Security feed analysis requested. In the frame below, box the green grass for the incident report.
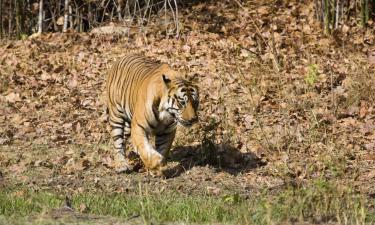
[0,179,372,224]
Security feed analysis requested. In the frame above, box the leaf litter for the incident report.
[0,0,374,216]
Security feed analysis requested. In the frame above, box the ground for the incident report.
[0,0,375,224]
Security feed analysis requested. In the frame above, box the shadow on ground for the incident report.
[163,140,267,178]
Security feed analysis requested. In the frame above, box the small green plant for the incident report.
[20,33,29,40]
[304,64,319,86]
[222,193,242,204]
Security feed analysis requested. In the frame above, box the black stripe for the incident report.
[110,120,123,127]
[152,98,160,120]
[116,107,125,114]
[165,124,177,132]
[123,116,131,124]
[152,107,159,122]
[157,131,174,139]
[113,135,123,141]
[156,138,169,147]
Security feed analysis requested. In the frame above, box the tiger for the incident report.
[106,54,199,175]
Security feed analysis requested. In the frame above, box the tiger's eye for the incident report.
[179,100,186,106]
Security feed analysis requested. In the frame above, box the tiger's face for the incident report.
[163,76,199,127]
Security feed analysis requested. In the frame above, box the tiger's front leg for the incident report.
[155,129,176,160]
[131,123,165,175]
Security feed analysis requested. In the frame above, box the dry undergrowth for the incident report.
[0,0,374,224]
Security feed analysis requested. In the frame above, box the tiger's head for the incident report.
[162,74,199,127]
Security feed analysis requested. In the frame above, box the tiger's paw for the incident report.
[114,154,134,174]
[147,167,166,178]
[115,164,134,174]
[143,152,165,170]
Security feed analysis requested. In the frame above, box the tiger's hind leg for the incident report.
[108,107,134,173]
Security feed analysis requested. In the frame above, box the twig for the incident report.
[164,0,167,34]
[173,0,179,37]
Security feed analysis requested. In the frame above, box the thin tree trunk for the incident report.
[315,0,321,21]
[321,0,325,23]
[69,5,73,29]
[0,0,3,38]
[9,0,13,36]
[110,7,114,22]
[117,0,122,21]
[78,8,82,32]
[170,0,179,37]
[51,7,58,31]
[25,0,31,34]
[63,0,69,32]
[323,0,330,34]
[15,0,21,39]
[360,0,369,26]
[88,2,91,30]
[335,0,340,29]
[20,0,24,34]
[38,0,43,34]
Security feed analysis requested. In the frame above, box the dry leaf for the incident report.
[4,93,21,103]
[368,51,375,64]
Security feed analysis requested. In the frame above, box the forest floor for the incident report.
[1,0,375,224]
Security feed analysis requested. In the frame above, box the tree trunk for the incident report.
[25,0,31,34]
[117,0,122,21]
[15,0,21,39]
[361,0,369,26]
[63,0,69,32]
[8,0,12,36]
[69,5,73,29]
[38,0,43,34]
[335,0,340,29]
[78,8,82,32]
[323,0,330,34]
[0,0,3,38]
[87,2,91,30]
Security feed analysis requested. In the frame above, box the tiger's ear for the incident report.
[162,74,171,87]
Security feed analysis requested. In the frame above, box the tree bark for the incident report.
[335,0,340,29]
[15,0,21,39]
[0,0,3,38]
[69,5,73,29]
[63,0,69,32]
[78,8,82,32]
[8,0,12,36]
[88,2,91,30]
[38,0,43,34]
[323,0,330,34]
[117,0,123,21]
[361,0,369,26]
